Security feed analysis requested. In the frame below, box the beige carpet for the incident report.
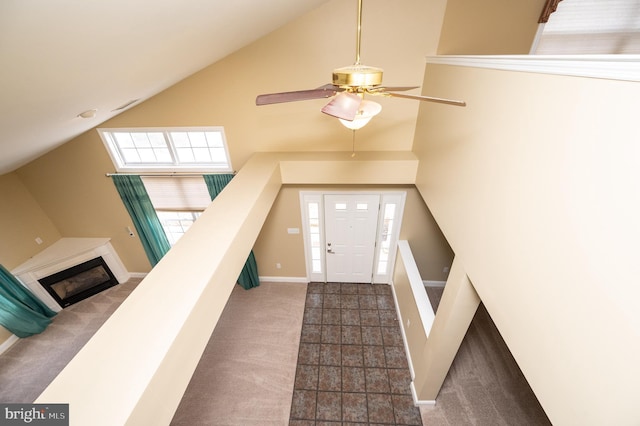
[171,281,307,425]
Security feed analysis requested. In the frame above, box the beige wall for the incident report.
[0,172,61,270]
[16,132,151,273]
[414,63,640,425]
[438,0,545,54]
[0,173,61,344]
[254,185,453,281]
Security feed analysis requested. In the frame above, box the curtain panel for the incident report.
[203,174,260,290]
[111,175,171,266]
[0,265,57,338]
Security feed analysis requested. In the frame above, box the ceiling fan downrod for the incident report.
[355,0,363,65]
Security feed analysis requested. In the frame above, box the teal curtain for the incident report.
[0,265,57,338]
[204,174,260,290]
[112,175,171,266]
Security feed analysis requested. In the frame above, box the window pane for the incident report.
[131,133,151,147]
[138,148,157,162]
[311,247,321,259]
[209,147,227,163]
[335,203,347,210]
[171,132,189,147]
[206,132,223,147]
[148,132,166,147]
[156,211,201,245]
[308,203,319,219]
[356,203,368,210]
[193,147,211,162]
[176,147,195,162]
[155,148,172,163]
[114,132,134,147]
[121,148,141,163]
[189,132,207,147]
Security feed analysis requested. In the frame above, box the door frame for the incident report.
[299,190,406,283]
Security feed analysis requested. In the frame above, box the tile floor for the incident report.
[289,282,422,425]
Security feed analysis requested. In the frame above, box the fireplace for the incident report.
[38,257,119,308]
[12,238,131,312]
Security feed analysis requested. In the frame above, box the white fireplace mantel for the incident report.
[12,238,130,312]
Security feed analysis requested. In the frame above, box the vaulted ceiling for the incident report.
[0,0,330,174]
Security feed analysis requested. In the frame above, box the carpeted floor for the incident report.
[0,277,142,403]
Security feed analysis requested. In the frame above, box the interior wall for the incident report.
[253,185,453,281]
[0,173,61,344]
[0,173,61,270]
[437,0,546,54]
[15,132,151,273]
[413,62,640,425]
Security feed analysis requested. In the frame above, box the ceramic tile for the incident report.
[298,343,320,365]
[318,365,341,391]
[295,364,318,390]
[341,345,363,367]
[365,367,390,393]
[319,344,341,366]
[358,295,377,309]
[367,393,395,423]
[363,346,386,368]
[300,324,321,343]
[341,325,362,345]
[291,389,317,420]
[359,309,380,326]
[361,326,383,346]
[381,326,403,347]
[341,294,359,309]
[342,392,368,423]
[316,391,341,421]
[393,394,423,425]
[342,367,366,393]
[322,308,341,325]
[341,309,360,326]
[321,325,341,344]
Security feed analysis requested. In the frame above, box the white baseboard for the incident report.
[410,382,436,406]
[0,334,20,356]
[128,272,148,279]
[258,276,308,284]
[423,280,446,288]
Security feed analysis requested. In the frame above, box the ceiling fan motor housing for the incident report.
[332,64,383,88]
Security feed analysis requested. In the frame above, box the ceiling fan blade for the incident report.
[256,86,338,106]
[384,91,466,107]
[321,92,363,121]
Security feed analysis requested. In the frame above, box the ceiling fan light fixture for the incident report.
[339,99,382,130]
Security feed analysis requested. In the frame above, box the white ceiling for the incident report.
[0,0,329,175]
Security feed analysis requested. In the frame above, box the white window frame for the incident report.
[98,126,232,173]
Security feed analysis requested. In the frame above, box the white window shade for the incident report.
[141,177,211,211]
[535,0,640,54]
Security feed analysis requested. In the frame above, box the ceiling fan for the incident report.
[255,0,466,129]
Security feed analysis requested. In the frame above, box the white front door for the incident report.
[324,194,380,283]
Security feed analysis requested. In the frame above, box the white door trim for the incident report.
[300,190,406,283]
